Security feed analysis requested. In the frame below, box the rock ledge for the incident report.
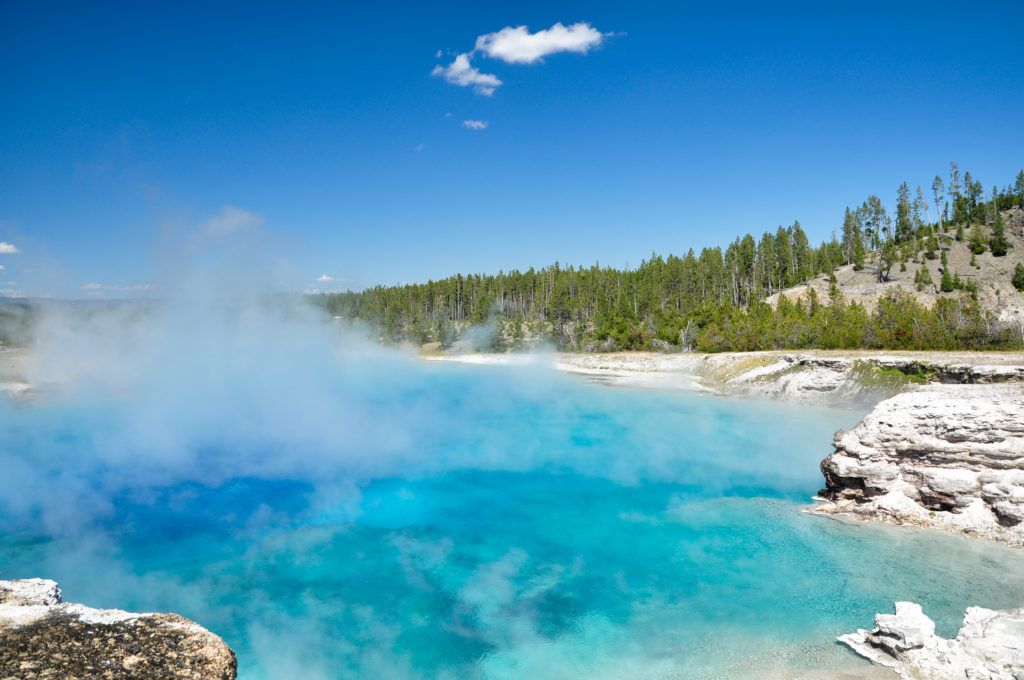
[841,601,1024,680]
[0,578,236,679]
[816,383,1024,547]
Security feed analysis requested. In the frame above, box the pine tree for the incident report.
[1013,263,1024,292]
[895,182,912,242]
[940,268,954,292]
[990,212,1009,256]
[968,223,987,255]
[932,176,945,231]
[914,265,933,291]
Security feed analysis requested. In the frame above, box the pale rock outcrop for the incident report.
[817,384,1024,546]
[545,351,1024,406]
[0,578,236,679]
[841,601,1024,680]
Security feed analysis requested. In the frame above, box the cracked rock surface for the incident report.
[817,384,1024,546]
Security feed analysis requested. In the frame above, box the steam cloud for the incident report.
[0,214,870,678]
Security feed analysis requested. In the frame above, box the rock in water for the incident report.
[817,383,1024,546]
[840,601,1024,680]
[0,578,236,679]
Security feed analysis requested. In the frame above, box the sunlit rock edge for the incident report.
[0,578,236,679]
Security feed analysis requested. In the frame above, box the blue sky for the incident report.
[2,1,1023,298]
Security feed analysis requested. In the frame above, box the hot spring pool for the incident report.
[2,355,1023,679]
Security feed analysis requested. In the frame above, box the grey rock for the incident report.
[0,578,236,679]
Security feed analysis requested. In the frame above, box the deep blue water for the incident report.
[2,355,1023,679]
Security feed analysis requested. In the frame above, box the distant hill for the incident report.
[767,205,1024,327]
[316,166,1024,353]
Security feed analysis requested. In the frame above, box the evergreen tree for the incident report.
[878,241,898,282]
[968,223,988,255]
[895,182,912,242]
[931,176,945,231]
[990,212,1009,256]
[914,265,933,291]
[1013,263,1024,292]
[842,207,866,269]
[940,268,954,293]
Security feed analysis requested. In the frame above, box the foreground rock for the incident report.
[0,578,236,679]
[840,601,1024,680]
[816,383,1024,546]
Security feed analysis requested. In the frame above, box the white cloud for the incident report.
[463,120,489,130]
[431,53,502,96]
[0,264,4,270]
[316,275,335,282]
[0,242,19,254]
[476,22,605,64]
[444,112,452,117]
[414,143,425,152]
[82,283,103,290]
[435,49,442,59]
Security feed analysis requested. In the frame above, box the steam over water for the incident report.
[3,303,1024,679]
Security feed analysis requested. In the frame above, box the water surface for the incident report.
[2,356,1022,679]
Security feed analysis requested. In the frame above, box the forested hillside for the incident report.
[314,165,1024,353]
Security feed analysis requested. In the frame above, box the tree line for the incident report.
[313,165,1024,352]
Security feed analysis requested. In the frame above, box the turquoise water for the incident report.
[2,354,1024,679]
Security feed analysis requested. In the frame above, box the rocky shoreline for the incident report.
[0,579,236,679]
[553,350,1024,405]
[840,602,1024,680]
[812,380,1024,678]
[815,383,1024,547]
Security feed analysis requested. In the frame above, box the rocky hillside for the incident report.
[769,206,1024,325]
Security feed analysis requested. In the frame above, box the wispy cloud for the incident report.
[463,120,489,130]
[204,205,265,237]
[431,53,502,96]
[414,143,425,152]
[81,283,154,292]
[186,205,267,251]
[0,242,20,254]
[476,22,605,64]
[432,22,607,96]
[316,275,337,282]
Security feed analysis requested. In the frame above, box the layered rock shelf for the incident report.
[0,578,236,679]
[816,383,1024,546]
[841,601,1024,680]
